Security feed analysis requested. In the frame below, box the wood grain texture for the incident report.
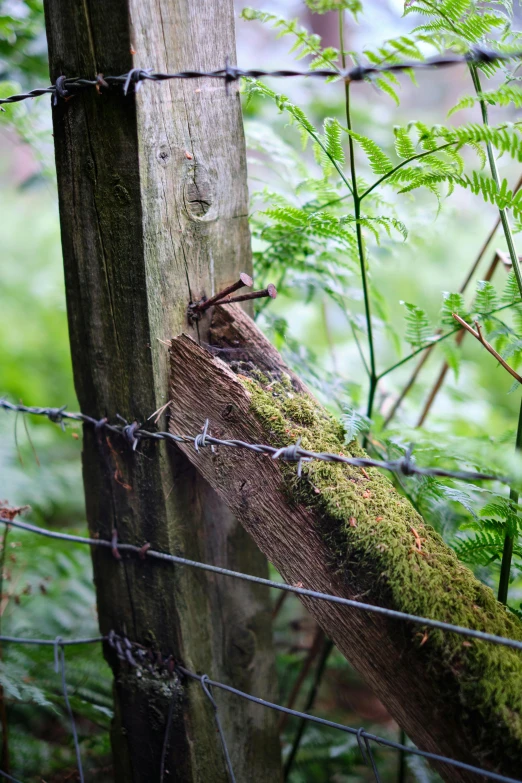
[169,306,522,782]
[43,1,279,780]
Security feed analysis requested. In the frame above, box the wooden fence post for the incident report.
[43,1,281,780]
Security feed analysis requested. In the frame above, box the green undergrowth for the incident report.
[239,370,522,766]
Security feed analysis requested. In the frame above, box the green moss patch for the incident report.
[239,371,522,766]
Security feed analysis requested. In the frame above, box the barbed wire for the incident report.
[1,47,522,107]
[0,630,521,783]
[0,399,508,484]
[2,513,522,653]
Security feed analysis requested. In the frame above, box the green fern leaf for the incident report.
[394,127,417,159]
[502,270,522,304]
[448,95,476,117]
[453,530,504,565]
[347,130,394,176]
[440,291,468,327]
[323,118,345,165]
[473,280,499,316]
[340,405,372,443]
[402,302,435,347]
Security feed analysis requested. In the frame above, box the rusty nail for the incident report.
[139,542,151,559]
[219,283,277,305]
[191,272,253,313]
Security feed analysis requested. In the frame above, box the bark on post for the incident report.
[43,2,280,780]
[168,304,522,783]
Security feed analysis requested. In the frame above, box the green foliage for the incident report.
[440,291,468,326]
[340,405,371,442]
[401,302,436,347]
[473,280,499,317]
[304,0,362,16]
[0,0,47,82]
[346,129,393,176]
[241,8,340,73]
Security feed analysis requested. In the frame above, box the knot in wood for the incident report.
[184,162,213,218]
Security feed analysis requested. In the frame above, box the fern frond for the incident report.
[394,127,417,159]
[355,216,408,242]
[323,118,345,165]
[448,95,476,117]
[346,130,393,176]
[453,530,504,565]
[502,270,522,305]
[450,86,522,117]
[340,405,372,442]
[473,280,499,316]
[241,9,340,73]
[440,291,468,326]
[402,302,435,347]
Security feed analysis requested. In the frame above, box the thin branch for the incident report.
[278,627,325,734]
[452,314,522,384]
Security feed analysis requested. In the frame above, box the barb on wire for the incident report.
[2,514,522,653]
[0,399,508,484]
[2,47,522,106]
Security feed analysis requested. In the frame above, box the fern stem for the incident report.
[498,398,522,605]
[340,13,377,416]
[469,62,522,605]
[469,64,522,298]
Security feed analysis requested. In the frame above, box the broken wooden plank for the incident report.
[169,304,522,783]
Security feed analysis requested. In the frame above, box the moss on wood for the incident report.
[241,371,522,765]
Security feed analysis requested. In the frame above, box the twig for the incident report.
[416,247,511,427]
[278,627,325,734]
[451,314,522,385]
[283,637,333,779]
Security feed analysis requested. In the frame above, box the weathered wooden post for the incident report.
[43,1,281,780]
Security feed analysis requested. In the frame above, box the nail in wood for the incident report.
[219,284,277,304]
[192,272,253,312]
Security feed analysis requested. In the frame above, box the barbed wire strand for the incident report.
[54,640,84,783]
[2,514,522,653]
[0,400,508,485]
[0,770,24,783]
[0,631,519,783]
[1,47,522,106]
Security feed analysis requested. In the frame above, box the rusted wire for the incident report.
[1,47,522,106]
[0,400,508,484]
